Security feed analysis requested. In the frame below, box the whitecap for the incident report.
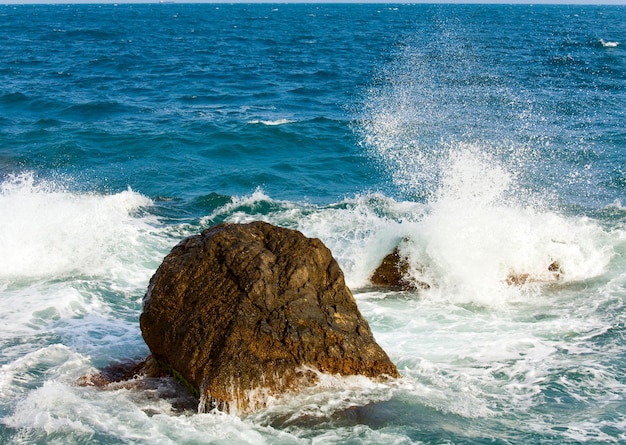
[600,39,620,48]
[0,172,167,282]
[248,119,295,126]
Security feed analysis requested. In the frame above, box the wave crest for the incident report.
[0,172,161,282]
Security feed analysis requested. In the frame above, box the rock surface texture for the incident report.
[140,221,399,414]
[370,245,430,291]
[370,247,413,289]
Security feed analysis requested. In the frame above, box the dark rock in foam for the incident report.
[370,242,430,291]
[140,221,399,414]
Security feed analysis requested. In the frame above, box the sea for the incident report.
[1,3,625,444]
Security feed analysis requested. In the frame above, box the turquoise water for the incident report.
[1,4,625,444]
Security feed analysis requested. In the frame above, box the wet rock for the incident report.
[548,260,562,278]
[505,273,531,286]
[77,357,199,413]
[370,246,430,291]
[77,356,167,388]
[140,221,399,414]
[505,260,563,286]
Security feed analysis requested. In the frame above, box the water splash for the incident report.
[418,146,612,304]
[354,30,614,304]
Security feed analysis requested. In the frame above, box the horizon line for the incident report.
[3,0,626,5]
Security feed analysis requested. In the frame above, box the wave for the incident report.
[600,38,620,48]
[248,118,295,126]
[199,185,616,306]
[0,172,168,284]
[0,172,176,360]
[1,179,621,441]
[0,165,618,308]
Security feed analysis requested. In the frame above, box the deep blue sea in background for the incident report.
[1,3,626,444]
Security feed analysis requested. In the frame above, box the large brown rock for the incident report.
[140,221,398,414]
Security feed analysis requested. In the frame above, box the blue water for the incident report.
[1,4,625,444]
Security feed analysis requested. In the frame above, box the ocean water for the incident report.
[1,3,625,444]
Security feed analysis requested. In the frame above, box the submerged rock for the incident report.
[140,221,399,414]
[77,360,157,388]
[77,357,199,413]
[505,260,563,286]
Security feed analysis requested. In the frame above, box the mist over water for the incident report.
[359,24,532,204]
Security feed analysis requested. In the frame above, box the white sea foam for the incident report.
[0,344,88,401]
[1,184,623,443]
[0,172,166,282]
[0,283,101,340]
[247,369,397,428]
[3,379,270,444]
[248,119,295,126]
[411,145,614,305]
[347,31,619,305]
[356,282,626,432]
[0,172,174,366]
[2,361,297,444]
[208,180,615,306]
[600,38,620,48]
[202,186,278,223]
